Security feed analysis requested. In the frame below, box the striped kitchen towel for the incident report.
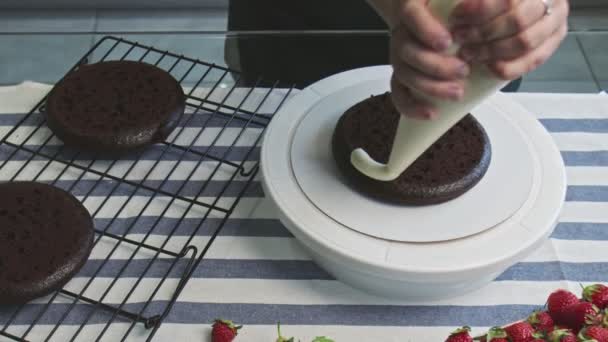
[0,82,607,342]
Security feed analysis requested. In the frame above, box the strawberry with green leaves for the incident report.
[584,284,608,310]
[477,326,509,341]
[561,301,601,332]
[211,319,242,342]
[528,310,555,334]
[579,326,608,342]
[504,321,538,342]
[548,328,577,342]
[445,326,473,342]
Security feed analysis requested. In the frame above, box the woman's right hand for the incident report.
[389,0,470,120]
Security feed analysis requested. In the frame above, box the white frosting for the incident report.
[351,0,509,181]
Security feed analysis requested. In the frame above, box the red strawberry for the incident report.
[211,319,242,342]
[445,326,473,342]
[583,284,608,309]
[548,329,577,342]
[562,301,600,332]
[579,326,608,342]
[548,289,580,324]
[504,321,535,342]
[528,310,555,333]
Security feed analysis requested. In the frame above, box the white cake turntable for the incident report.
[260,66,566,300]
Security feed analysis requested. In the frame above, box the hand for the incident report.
[389,0,470,120]
[451,0,569,80]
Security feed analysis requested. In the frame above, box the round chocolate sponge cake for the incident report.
[332,92,491,205]
[0,182,94,304]
[45,60,186,155]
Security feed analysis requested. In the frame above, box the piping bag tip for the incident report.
[350,148,402,181]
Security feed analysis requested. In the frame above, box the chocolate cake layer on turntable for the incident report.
[45,60,186,156]
[0,182,94,305]
[332,92,491,205]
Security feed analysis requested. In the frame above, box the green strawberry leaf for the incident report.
[578,327,601,342]
[311,337,334,342]
[276,322,295,342]
[276,336,295,342]
[486,326,508,340]
[527,311,541,324]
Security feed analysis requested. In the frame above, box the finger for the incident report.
[453,0,547,44]
[390,76,438,120]
[391,29,470,80]
[451,0,515,25]
[488,23,567,80]
[397,0,453,51]
[459,0,568,62]
[393,59,466,101]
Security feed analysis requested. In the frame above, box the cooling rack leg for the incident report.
[58,290,161,330]
[143,246,198,341]
[239,164,259,177]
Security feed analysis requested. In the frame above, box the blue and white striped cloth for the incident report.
[1,82,607,342]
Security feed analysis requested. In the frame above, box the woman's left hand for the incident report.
[449,0,569,80]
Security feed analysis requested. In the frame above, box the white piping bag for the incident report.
[351,0,509,181]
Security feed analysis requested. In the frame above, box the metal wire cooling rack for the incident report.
[0,36,293,342]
